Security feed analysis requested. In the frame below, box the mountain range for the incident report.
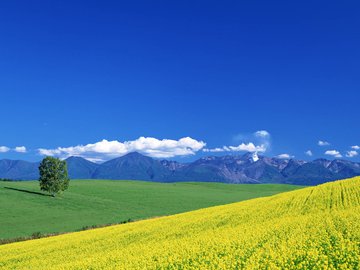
[1,152,360,185]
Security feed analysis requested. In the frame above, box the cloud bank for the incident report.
[38,137,206,161]
[203,142,267,153]
[203,130,270,154]
[325,150,342,158]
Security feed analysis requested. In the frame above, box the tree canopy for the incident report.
[39,157,70,197]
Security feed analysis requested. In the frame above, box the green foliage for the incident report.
[0,180,302,240]
[0,178,14,182]
[38,157,70,196]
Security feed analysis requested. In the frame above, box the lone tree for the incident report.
[39,157,70,197]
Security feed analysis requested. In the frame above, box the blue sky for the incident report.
[0,1,359,162]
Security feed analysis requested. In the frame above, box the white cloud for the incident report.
[346,150,358,158]
[276,153,294,159]
[254,130,270,138]
[38,137,206,161]
[203,142,267,153]
[14,146,27,153]
[351,145,360,150]
[203,148,226,153]
[229,143,266,152]
[325,150,342,158]
[318,140,330,146]
[305,150,313,156]
[204,130,271,154]
[0,146,10,153]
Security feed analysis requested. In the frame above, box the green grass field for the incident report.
[0,180,302,240]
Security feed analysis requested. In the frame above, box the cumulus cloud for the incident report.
[276,153,294,159]
[203,142,267,153]
[305,150,313,156]
[254,130,270,138]
[14,146,27,153]
[38,137,206,161]
[229,143,266,152]
[318,140,330,146]
[0,146,10,153]
[346,150,358,158]
[325,150,342,158]
[351,145,360,150]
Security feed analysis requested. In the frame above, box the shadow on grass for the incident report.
[4,187,50,197]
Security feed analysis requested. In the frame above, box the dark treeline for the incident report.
[0,178,15,182]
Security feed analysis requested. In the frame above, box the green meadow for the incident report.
[0,180,303,240]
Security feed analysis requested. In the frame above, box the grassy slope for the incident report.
[1,177,359,269]
[0,180,301,239]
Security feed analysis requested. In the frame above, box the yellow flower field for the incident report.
[1,177,360,269]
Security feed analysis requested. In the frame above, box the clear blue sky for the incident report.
[1,1,359,162]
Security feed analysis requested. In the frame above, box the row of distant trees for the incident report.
[0,178,14,181]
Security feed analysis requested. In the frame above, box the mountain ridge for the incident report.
[1,152,360,185]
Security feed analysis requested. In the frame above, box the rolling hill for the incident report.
[1,152,360,185]
[1,177,359,269]
[0,180,301,240]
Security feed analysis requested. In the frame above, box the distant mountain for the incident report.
[170,153,264,183]
[92,152,170,181]
[0,159,39,180]
[281,159,360,185]
[66,156,99,179]
[1,152,360,185]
